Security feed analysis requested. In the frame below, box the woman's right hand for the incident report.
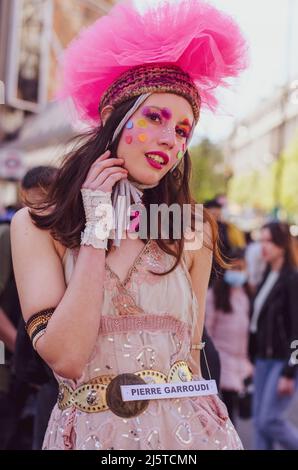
[82,150,128,193]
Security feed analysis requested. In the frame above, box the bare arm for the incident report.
[11,151,128,380]
[11,207,106,379]
[188,223,213,376]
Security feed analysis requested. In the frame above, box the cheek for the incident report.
[122,119,151,146]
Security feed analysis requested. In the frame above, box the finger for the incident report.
[91,158,124,173]
[85,158,124,185]
[96,150,111,162]
[89,167,127,189]
[100,172,128,192]
[91,155,124,169]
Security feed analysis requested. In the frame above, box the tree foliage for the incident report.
[189,139,227,203]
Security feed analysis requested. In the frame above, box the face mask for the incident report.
[224,270,247,287]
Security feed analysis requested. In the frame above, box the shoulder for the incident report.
[11,208,66,261]
[11,207,37,238]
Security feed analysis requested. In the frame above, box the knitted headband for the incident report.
[99,64,201,122]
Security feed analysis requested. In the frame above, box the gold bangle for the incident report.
[25,307,55,347]
[191,342,205,351]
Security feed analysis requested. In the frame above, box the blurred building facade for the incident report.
[0,0,116,206]
[223,80,298,220]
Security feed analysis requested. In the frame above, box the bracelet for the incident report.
[191,342,205,351]
[25,307,55,350]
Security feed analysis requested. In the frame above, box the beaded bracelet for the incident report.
[25,307,55,350]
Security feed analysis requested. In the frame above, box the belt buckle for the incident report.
[57,383,73,410]
[168,361,193,382]
[106,373,149,418]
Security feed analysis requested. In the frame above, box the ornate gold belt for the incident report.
[57,361,192,418]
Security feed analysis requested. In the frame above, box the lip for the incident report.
[144,151,169,170]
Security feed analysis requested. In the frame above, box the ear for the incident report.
[101,105,114,126]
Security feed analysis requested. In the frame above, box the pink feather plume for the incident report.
[58,0,248,123]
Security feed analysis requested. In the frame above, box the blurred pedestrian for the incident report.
[250,222,298,450]
[205,249,253,424]
[245,233,266,295]
[15,166,59,450]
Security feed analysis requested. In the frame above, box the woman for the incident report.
[205,250,253,424]
[250,222,298,450]
[11,0,247,450]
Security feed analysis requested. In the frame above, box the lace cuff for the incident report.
[81,188,114,250]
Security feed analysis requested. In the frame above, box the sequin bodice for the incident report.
[60,239,197,386]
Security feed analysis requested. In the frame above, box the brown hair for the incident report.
[29,96,225,275]
[213,249,250,313]
[262,221,298,269]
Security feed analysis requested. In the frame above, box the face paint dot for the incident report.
[136,119,147,128]
[125,120,133,129]
[138,133,147,142]
[125,135,133,144]
[177,150,184,160]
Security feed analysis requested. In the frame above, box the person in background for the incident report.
[250,222,298,450]
[245,232,266,295]
[205,199,231,285]
[205,249,253,424]
[214,194,246,250]
[15,166,59,450]
[0,220,31,450]
[0,166,59,450]
[20,166,58,207]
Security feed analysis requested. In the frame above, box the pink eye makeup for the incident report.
[161,108,172,120]
[142,106,172,122]
[142,106,162,123]
[176,118,191,139]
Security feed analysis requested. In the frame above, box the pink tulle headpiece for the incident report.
[59,0,248,124]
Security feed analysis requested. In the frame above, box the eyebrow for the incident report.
[143,105,193,127]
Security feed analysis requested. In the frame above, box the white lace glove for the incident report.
[80,188,114,249]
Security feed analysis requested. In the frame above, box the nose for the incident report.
[157,126,176,149]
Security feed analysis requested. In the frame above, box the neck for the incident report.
[270,256,284,272]
[129,179,159,190]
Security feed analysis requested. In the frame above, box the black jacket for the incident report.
[249,265,298,378]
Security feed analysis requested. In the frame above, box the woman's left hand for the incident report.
[277,377,295,396]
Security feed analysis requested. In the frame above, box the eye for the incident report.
[176,127,189,138]
[146,112,162,123]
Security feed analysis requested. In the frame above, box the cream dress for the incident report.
[43,239,243,450]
